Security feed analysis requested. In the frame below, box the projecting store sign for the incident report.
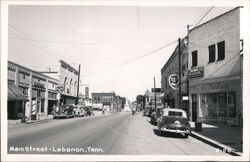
[188,66,204,78]
[168,74,179,90]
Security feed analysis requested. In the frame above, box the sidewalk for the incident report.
[190,122,242,156]
[8,110,112,127]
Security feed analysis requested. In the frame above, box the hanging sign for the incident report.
[168,74,179,90]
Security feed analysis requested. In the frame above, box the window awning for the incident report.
[8,83,28,101]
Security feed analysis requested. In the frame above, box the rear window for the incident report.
[168,111,183,117]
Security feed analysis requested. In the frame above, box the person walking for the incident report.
[102,108,105,115]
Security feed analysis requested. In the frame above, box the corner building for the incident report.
[188,7,242,125]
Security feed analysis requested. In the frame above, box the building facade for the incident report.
[161,37,189,112]
[188,7,242,125]
[8,61,59,121]
[41,60,79,105]
[144,88,162,110]
[92,92,117,110]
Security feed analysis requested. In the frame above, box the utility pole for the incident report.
[154,77,157,111]
[76,64,81,105]
[187,25,190,117]
[178,38,182,109]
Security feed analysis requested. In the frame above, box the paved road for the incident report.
[8,112,229,155]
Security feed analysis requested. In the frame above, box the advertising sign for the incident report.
[168,74,179,90]
[188,66,204,78]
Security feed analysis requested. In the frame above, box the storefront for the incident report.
[48,91,58,115]
[8,83,28,120]
[60,93,78,105]
[189,76,242,125]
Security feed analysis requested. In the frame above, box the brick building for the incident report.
[187,7,242,125]
[92,92,117,110]
[161,37,189,112]
[8,61,59,121]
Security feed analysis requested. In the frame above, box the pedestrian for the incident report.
[102,108,105,115]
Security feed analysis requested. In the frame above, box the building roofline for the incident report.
[8,60,59,83]
[59,60,78,73]
[161,37,187,73]
[189,7,241,32]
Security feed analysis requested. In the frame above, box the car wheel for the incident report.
[184,134,189,138]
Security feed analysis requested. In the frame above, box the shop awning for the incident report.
[8,83,28,101]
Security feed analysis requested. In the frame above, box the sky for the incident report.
[8,4,235,101]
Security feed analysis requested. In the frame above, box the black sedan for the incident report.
[157,108,191,138]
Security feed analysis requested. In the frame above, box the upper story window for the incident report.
[217,41,225,61]
[191,50,198,67]
[208,44,216,63]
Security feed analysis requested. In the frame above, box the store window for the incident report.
[17,101,23,113]
[208,44,216,63]
[228,92,236,118]
[217,93,227,118]
[200,93,217,118]
[200,92,236,120]
[191,51,198,67]
[217,41,225,61]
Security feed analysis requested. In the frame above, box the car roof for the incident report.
[162,108,187,117]
[163,108,185,112]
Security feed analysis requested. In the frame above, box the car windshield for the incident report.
[168,111,183,117]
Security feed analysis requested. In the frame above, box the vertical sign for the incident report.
[85,87,89,98]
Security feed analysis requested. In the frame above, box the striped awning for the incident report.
[8,83,28,101]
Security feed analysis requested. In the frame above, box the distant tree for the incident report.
[136,95,145,106]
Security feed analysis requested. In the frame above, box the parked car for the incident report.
[151,108,164,125]
[143,106,151,116]
[54,104,75,119]
[84,106,92,116]
[157,108,191,138]
[73,105,86,117]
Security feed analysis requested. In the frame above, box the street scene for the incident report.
[2,1,249,161]
[8,111,229,155]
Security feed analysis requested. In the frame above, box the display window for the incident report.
[200,92,236,119]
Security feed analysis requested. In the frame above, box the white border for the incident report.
[1,0,249,161]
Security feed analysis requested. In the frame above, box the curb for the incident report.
[26,119,50,124]
[190,131,242,156]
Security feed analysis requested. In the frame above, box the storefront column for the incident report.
[44,79,48,116]
[28,71,33,120]
[197,94,202,122]
[14,66,19,86]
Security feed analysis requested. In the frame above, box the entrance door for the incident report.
[192,94,197,122]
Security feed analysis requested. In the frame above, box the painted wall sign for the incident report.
[201,82,235,92]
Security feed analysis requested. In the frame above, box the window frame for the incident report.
[208,44,216,63]
[217,41,225,61]
[191,50,198,67]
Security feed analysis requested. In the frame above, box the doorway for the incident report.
[192,94,197,122]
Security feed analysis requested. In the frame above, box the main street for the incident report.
[8,112,229,155]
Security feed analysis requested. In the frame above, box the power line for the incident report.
[9,25,78,66]
[82,44,166,70]
[205,54,240,78]
[9,36,170,46]
[194,6,214,28]
[83,39,178,77]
